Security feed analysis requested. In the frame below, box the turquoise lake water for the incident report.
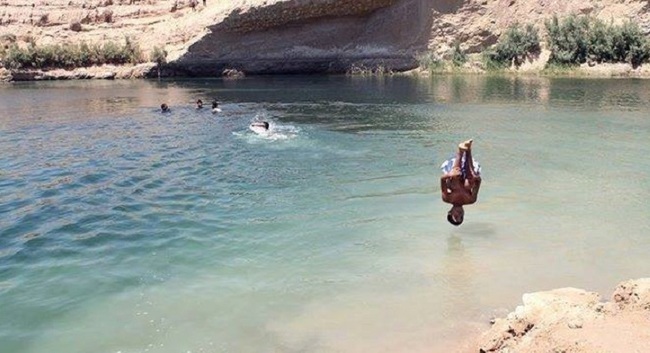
[1,76,650,352]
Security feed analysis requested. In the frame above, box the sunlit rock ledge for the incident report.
[1,64,156,81]
[477,278,650,353]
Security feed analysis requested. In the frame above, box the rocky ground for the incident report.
[0,0,233,58]
[476,278,650,353]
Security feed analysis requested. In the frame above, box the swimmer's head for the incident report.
[263,121,269,130]
[447,205,464,226]
[161,103,169,112]
[197,99,203,108]
[212,101,218,109]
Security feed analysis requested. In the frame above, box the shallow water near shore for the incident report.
[1,75,650,352]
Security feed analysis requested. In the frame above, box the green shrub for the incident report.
[481,50,506,71]
[489,23,540,67]
[451,42,467,67]
[150,45,167,65]
[121,36,143,64]
[545,15,591,65]
[2,44,31,69]
[0,39,145,69]
[616,21,650,66]
[588,18,615,63]
[77,42,92,66]
[546,15,650,66]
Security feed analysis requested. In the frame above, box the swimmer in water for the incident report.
[250,121,270,131]
[196,99,203,109]
[440,139,482,226]
[212,101,221,113]
[161,103,170,113]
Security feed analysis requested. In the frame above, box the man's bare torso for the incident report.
[441,172,480,206]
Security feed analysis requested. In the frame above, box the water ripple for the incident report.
[1,78,650,353]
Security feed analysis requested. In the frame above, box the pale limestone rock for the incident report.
[478,279,650,353]
[0,68,12,82]
[114,63,156,79]
[612,278,650,310]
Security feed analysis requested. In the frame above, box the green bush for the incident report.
[122,36,143,64]
[77,42,92,67]
[546,15,650,66]
[451,42,467,67]
[0,39,145,69]
[588,18,614,63]
[102,41,122,63]
[545,15,590,65]
[488,23,540,67]
[615,21,650,66]
[481,50,506,71]
[150,45,167,65]
[2,45,30,69]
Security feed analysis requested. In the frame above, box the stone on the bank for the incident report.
[612,278,650,310]
[478,279,650,353]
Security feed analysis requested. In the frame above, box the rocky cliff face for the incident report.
[169,0,434,75]
[1,0,650,76]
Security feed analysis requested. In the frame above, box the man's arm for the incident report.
[440,176,451,202]
[469,177,481,203]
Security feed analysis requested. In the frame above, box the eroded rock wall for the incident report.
[218,0,401,33]
[169,0,433,75]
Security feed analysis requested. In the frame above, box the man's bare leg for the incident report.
[451,147,465,174]
[464,146,477,178]
[448,139,473,178]
[456,139,473,175]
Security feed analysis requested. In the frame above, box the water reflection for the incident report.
[440,234,476,316]
[416,75,646,109]
[3,76,648,131]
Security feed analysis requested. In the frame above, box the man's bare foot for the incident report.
[458,139,473,151]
